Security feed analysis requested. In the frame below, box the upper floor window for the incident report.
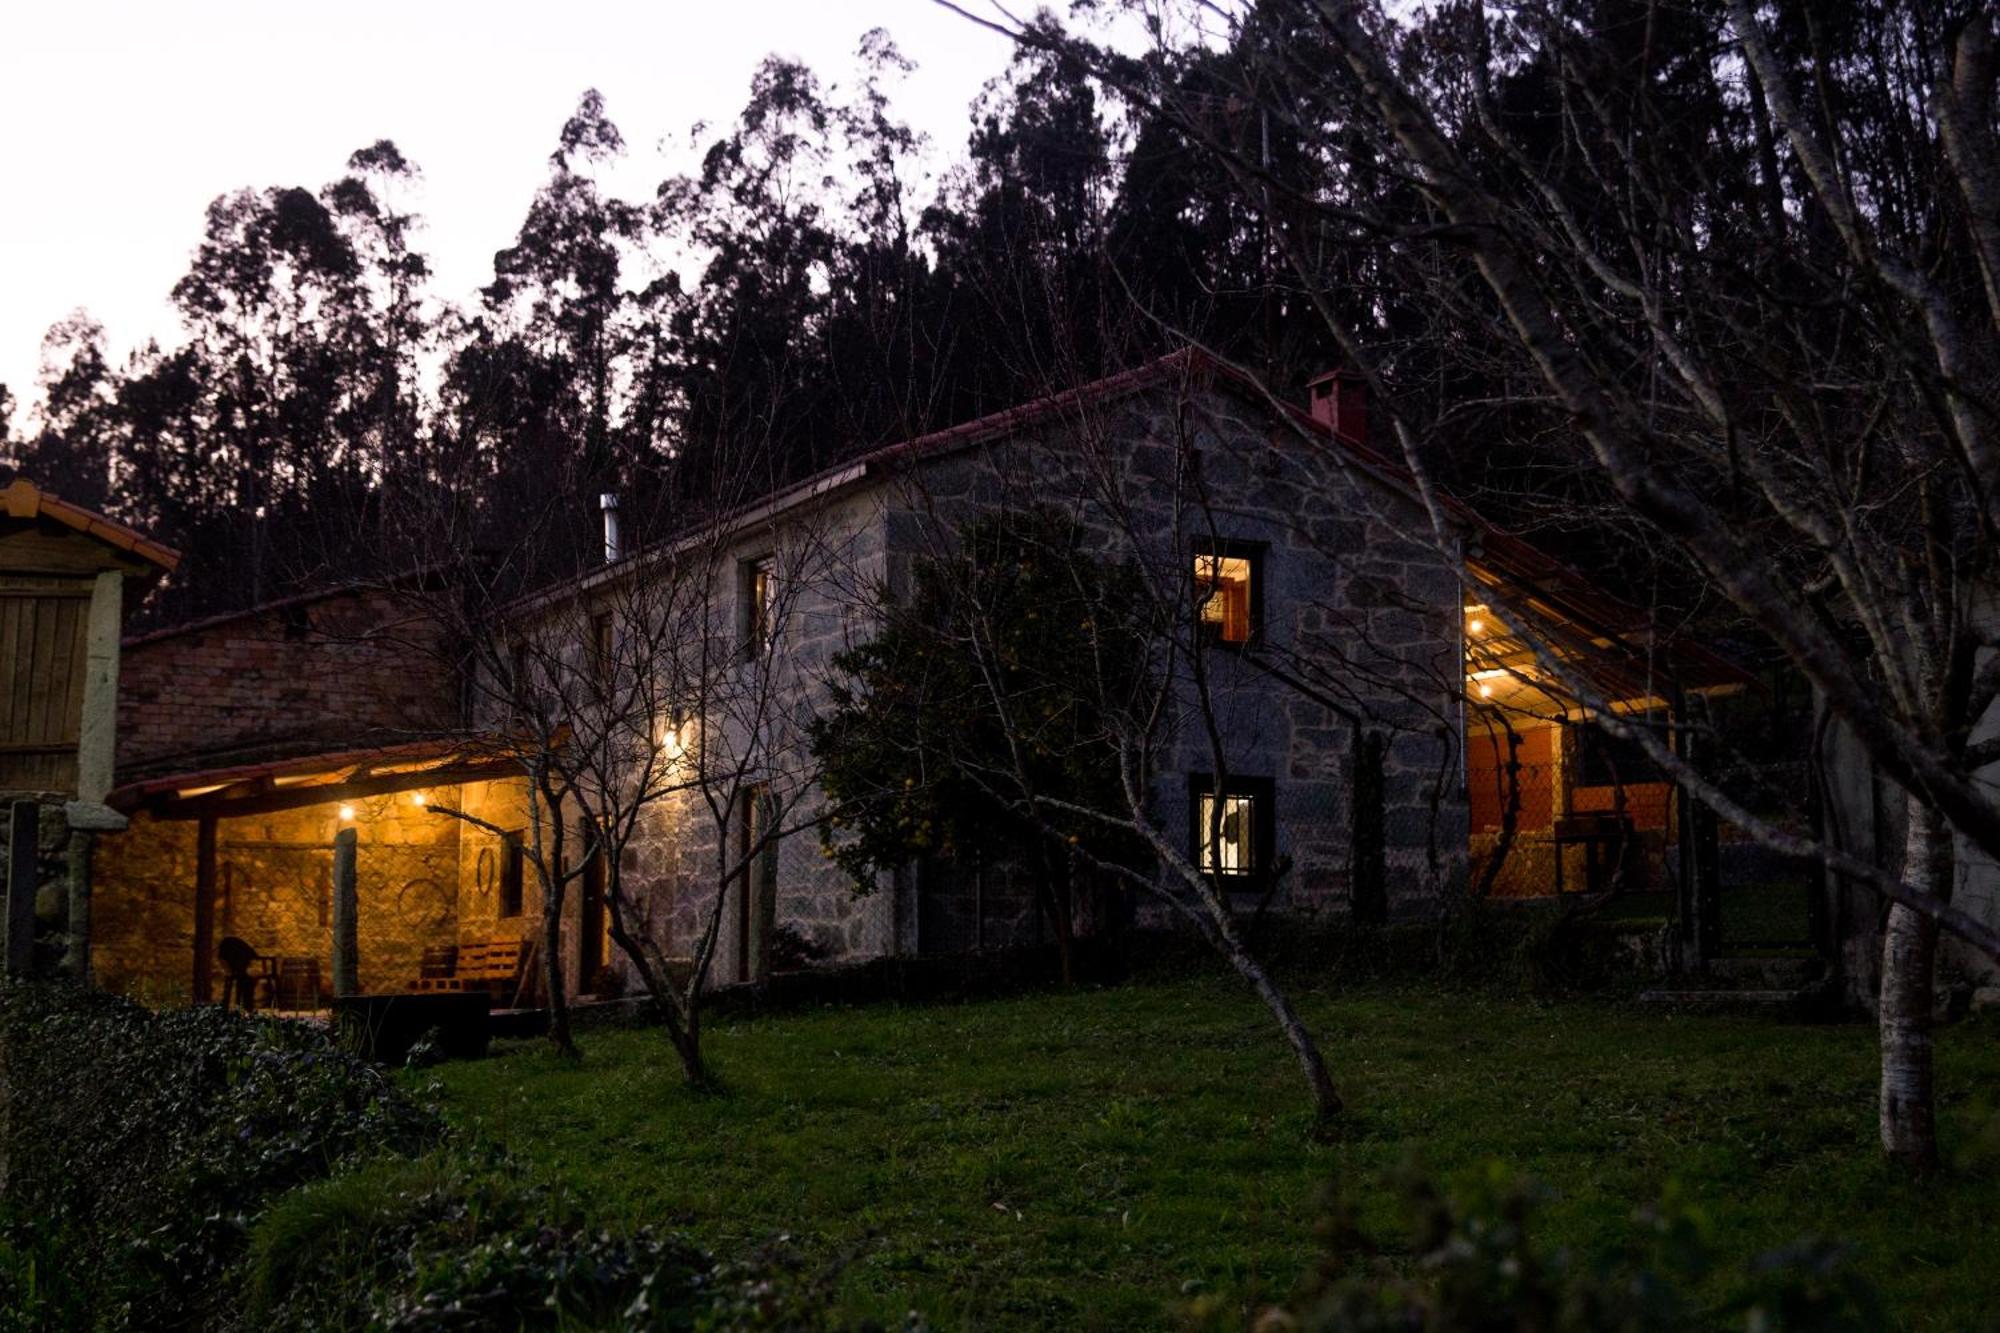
[1193,539,1263,646]
[588,611,614,684]
[740,555,777,660]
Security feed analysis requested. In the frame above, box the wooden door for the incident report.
[0,578,91,794]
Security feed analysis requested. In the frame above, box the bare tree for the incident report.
[949,0,2000,1168]
[563,516,843,1088]
[819,360,1469,1130]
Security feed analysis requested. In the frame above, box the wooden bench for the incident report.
[409,938,534,1004]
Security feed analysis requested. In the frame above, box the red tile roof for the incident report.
[1,478,180,573]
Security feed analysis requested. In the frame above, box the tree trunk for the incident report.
[601,875,713,1090]
[1880,793,1947,1169]
[671,1021,710,1088]
[1034,850,1076,987]
[541,801,577,1060]
[1219,933,1343,1130]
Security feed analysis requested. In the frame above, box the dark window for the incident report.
[589,611,613,684]
[1573,712,1668,787]
[1193,538,1264,646]
[499,830,526,918]
[735,785,777,981]
[740,556,776,660]
[1188,773,1276,881]
[508,640,532,717]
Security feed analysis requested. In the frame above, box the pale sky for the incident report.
[0,0,1020,428]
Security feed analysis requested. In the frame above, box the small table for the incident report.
[1551,813,1635,894]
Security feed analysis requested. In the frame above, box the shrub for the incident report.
[0,980,440,1328]
[1189,1164,1881,1332]
[246,1155,915,1331]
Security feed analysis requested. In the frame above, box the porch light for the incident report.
[410,791,427,807]
[338,803,356,822]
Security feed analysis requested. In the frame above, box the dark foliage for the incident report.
[0,21,1364,630]
[1202,1165,1882,1332]
[0,981,439,1329]
[813,509,1152,898]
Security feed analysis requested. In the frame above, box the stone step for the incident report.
[1706,954,1825,987]
[1638,986,1824,1014]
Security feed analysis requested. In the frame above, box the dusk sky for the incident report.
[0,0,1021,424]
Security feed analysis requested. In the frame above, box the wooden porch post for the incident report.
[1670,687,1720,973]
[193,814,217,1002]
[331,827,358,997]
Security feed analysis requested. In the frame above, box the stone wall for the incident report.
[878,379,1468,924]
[615,488,899,989]
[118,585,461,780]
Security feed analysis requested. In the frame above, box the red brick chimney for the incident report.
[1307,368,1367,444]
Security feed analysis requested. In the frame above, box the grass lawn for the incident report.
[422,974,2000,1329]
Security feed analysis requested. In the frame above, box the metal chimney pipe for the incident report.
[600,492,621,564]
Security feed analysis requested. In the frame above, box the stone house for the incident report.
[85,351,1735,1006]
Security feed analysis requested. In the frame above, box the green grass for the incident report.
[421,974,2000,1329]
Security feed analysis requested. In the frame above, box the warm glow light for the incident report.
[1467,618,1485,635]
[337,804,356,822]
[410,791,427,807]
[1477,683,1493,697]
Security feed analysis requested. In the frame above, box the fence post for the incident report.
[1351,730,1387,924]
[332,827,359,997]
[5,802,38,979]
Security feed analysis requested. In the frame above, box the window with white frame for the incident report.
[1189,774,1275,880]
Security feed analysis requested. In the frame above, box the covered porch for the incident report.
[93,742,541,1009]
[1460,553,1748,910]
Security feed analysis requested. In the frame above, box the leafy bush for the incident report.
[0,980,440,1328]
[247,1154,916,1331]
[1190,1164,1881,1332]
[769,922,832,974]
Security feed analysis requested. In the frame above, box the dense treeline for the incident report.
[0,28,1356,627]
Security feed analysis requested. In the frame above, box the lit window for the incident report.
[1193,541,1261,645]
[1199,792,1256,874]
[1190,775,1273,880]
[741,556,776,659]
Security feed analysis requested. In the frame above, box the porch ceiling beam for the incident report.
[145,759,518,821]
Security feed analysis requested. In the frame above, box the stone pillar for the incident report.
[74,570,122,806]
[61,831,94,982]
[5,802,38,978]
[332,827,359,997]
[1350,730,1388,924]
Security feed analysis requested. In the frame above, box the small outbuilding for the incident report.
[0,478,178,977]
